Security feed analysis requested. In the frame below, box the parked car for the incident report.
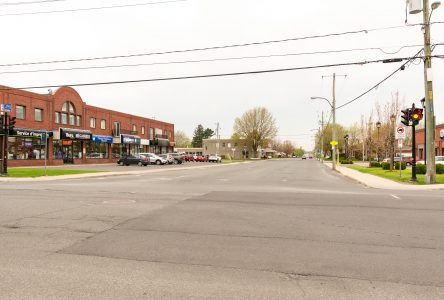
[417,156,444,165]
[194,155,208,162]
[183,154,195,162]
[159,154,174,165]
[117,155,149,166]
[166,153,184,164]
[208,154,222,163]
[302,155,307,160]
[383,156,413,166]
[139,153,167,165]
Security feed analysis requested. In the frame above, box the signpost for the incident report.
[330,141,338,165]
[395,126,406,178]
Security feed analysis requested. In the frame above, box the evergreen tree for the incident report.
[192,124,205,147]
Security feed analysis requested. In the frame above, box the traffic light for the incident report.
[0,115,4,133]
[411,108,423,126]
[8,116,16,134]
[401,108,411,126]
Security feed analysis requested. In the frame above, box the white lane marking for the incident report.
[391,194,401,199]
[217,178,229,181]
[282,179,288,182]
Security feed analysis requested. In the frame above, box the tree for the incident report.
[281,140,295,156]
[233,107,278,158]
[294,147,305,157]
[175,130,191,148]
[192,124,215,147]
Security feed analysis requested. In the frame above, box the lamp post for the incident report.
[390,114,396,171]
[376,121,381,162]
[311,96,336,170]
[420,97,427,164]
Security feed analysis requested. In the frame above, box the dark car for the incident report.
[117,155,148,166]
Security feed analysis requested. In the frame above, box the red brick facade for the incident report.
[0,85,174,167]
[415,124,444,159]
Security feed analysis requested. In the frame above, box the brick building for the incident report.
[0,85,175,168]
[415,123,444,159]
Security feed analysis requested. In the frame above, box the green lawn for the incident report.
[4,168,103,178]
[350,165,444,185]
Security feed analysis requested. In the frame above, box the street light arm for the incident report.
[310,96,333,108]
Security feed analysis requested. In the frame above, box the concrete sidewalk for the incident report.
[325,162,444,190]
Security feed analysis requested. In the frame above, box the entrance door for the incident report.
[62,144,74,164]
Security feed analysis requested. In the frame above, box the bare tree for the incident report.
[281,140,295,157]
[233,107,278,158]
[174,130,191,148]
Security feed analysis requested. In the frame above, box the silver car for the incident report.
[139,153,167,165]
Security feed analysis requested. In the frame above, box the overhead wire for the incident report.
[3,54,442,91]
[0,44,429,75]
[0,0,65,5]
[0,0,187,16]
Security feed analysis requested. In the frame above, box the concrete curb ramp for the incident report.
[325,162,444,190]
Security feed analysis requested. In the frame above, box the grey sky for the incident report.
[1,0,443,149]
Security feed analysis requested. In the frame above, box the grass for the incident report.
[4,168,103,178]
[350,165,444,185]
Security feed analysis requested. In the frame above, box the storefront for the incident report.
[6,128,50,161]
[54,128,92,164]
[85,135,113,159]
[151,138,170,154]
[111,134,141,158]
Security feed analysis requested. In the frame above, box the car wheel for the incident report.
[125,164,130,166]
[156,160,161,165]
[119,162,124,166]
[138,162,143,166]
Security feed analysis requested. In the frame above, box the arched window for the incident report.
[57,101,80,126]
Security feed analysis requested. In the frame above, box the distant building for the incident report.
[203,138,265,159]
[415,123,444,159]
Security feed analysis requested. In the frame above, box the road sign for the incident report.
[398,139,403,148]
[0,104,12,113]
[395,126,406,139]
[330,140,338,146]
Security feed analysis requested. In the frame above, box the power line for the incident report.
[0,0,65,6]
[0,0,187,16]
[336,49,424,110]
[3,54,442,91]
[0,29,425,68]
[0,44,430,75]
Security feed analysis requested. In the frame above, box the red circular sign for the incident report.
[397,127,404,134]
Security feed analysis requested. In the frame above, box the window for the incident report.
[55,112,60,124]
[16,105,25,119]
[132,124,137,132]
[7,136,47,160]
[61,113,67,125]
[69,114,75,125]
[149,128,154,139]
[101,119,106,130]
[76,115,81,127]
[141,126,145,135]
[90,117,96,128]
[62,101,75,113]
[34,108,43,122]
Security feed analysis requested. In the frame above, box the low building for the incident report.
[415,123,444,159]
[175,147,204,156]
[0,85,175,168]
[203,138,256,159]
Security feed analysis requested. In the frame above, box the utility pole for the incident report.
[321,111,324,163]
[422,0,437,183]
[215,122,220,156]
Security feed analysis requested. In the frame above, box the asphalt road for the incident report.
[1,159,444,299]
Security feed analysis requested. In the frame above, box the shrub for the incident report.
[394,162,406,170]
[369,161,381,168]
[436,164,444,174]
[381,162,390,170]
[340,159,353,164]
[416,164,426,174]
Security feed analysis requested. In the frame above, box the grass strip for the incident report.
[4,168,103,178]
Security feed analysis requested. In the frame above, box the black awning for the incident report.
[60,128,92,140]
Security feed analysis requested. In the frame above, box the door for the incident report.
[62,144,74,164]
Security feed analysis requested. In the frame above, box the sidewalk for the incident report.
[324,162,444,190]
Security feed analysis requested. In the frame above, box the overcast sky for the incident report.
[1,0,443,149]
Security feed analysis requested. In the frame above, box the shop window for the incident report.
[7,136,47,160]
[85,141,109,159]
[55,112,60,124]
[69,114,75,125]
[76,115,81,126]
[90,117,96,128]
[61,113,67,125]
[141,126,145,135]
[101,119,106,130]
[16,105,25,119]
[34,108,43,122]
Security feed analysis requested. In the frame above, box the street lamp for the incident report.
[376,121,381,162]
[311,96,336,170]
[390,114,396,171]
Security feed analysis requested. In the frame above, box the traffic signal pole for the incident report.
[411,123,418,182]
[1,112,8,176]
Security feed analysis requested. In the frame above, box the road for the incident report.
[1,159,444,299]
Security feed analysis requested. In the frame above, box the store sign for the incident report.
[60,128,92,140]
[121,134,141,144]
[12,128,46,139]
[92,135,113,143]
